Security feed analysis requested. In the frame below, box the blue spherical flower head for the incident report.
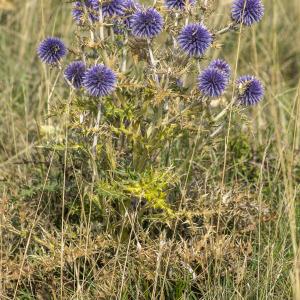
[83,65,117,97]
[236,75,264,105]
[102,0,126,18]
[64,61,86,89]
[165,0,195,10]
[72,0,99,23]
[37,37,67,64]
[198,68,228,98]
[178,24,212,57]
[209,59,231,78]
[131,8,164,39]
[232,0,264,26]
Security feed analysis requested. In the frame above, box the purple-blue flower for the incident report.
[236,75,264,105]
[102,0,126,17]
[198,68,228,98]
[64,61,86,89]
[208,59,231,78]
[131,8,164,39]
[231,0,264,26]
[83,65,117,97]
[164,0,195,10]
[72,0,99,23]
[178,24,212,57]
[37,37,67,64]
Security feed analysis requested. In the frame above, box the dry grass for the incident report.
[0,0,300,299]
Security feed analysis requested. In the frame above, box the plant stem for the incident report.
[92,103,102,159]
[147,39,159,84]
[121,33,128,73]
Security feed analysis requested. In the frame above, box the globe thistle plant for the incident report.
[131,8,164,39]
[236,75,264,105]
[198,67,229,98]
[231,0,264,26]
[164,0,196,10]
[37,0,267,243]
[178,24,213,57]
[72,0,99,23]
[83,65,117,97]
[37,37,67,64]
[64,61,86,89]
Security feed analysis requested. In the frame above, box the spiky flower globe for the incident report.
[37,37,67,65]
[198,68,228,98]
[64,61,86,89]
[102,0,126,17]
[72,0,99,23]
[164,0,195,10]
[231,0,264,26]
[178,24,212,57]
[208,59,231,78]
[83,65,117,97]
[131,8,164,39]
[236,75,264,105]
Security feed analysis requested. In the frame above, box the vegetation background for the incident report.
[0,0,300,299]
